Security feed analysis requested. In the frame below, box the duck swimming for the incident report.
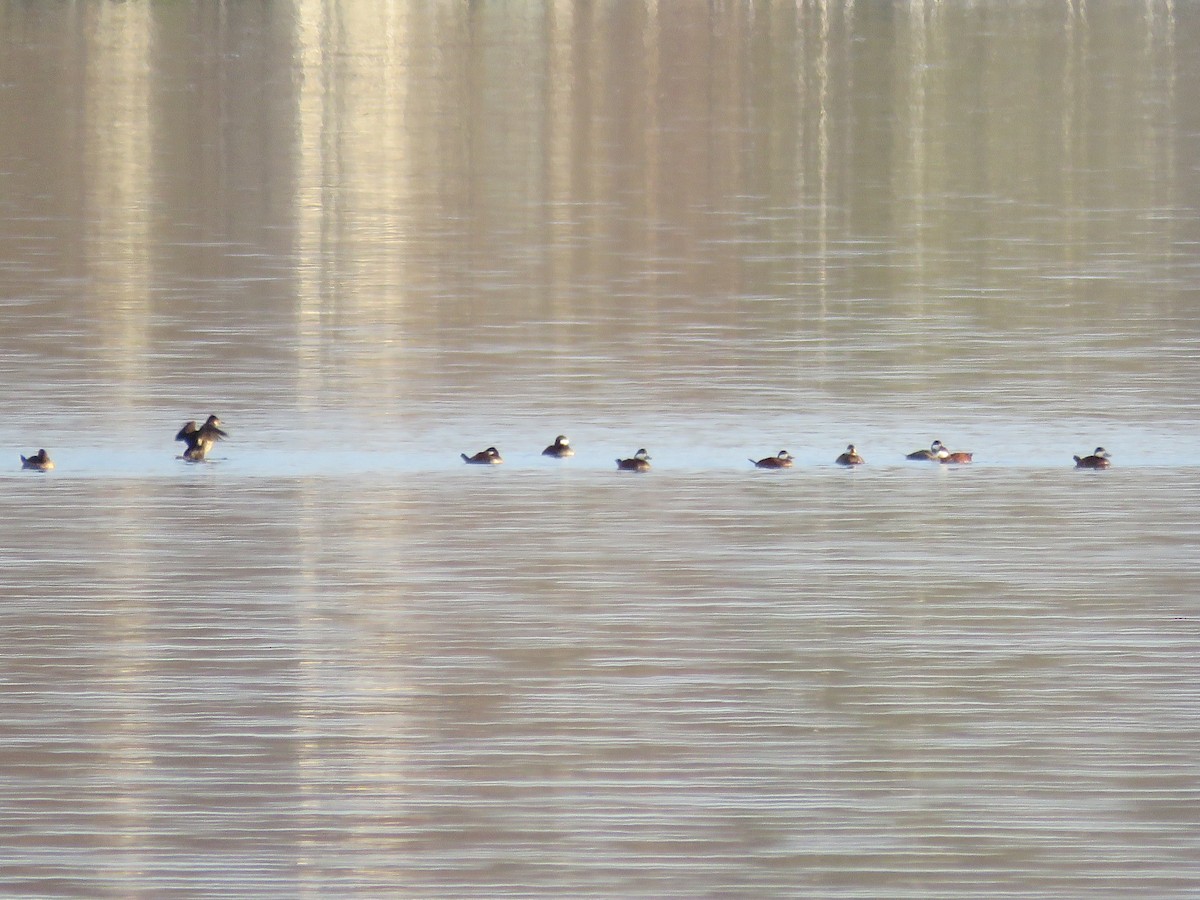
[906,440,946,461]
[750,450,794,469]
[20,449,53,471]
[937,446,974,464]
[462,447,503,464]
[1074,447,1111,469]
[176,414,229,461]
[835,444,865,466]
[616,449,651,471]
[542,435,574,458]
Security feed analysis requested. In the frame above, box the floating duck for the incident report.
[906,440,945,461]
[1074,447,1111,469]
[937,444,973,464]
[20,449,53,471]
[462,447,503,465]
[616,449,651,471]
[542,435,574,458]
[750,450,794,469]
[835,444,865,466]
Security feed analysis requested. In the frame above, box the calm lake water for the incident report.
[1,1,1198,897]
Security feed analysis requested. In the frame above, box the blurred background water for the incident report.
[1,1,1198,897]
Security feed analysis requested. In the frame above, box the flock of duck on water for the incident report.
[532,439,1110,470]
[18,415,1114,472]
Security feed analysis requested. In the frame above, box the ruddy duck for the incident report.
[21,449,53,471]
[1074,447,1111,469]
[462,447,503,464]
[750,450,794,469]
[937,446,974,464]
[835,444,865,466]
[616,449,651,471]
[906,440,946,461]
[542,435,574,458]
[176,414,229,461]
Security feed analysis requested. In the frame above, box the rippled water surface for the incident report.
[2,1,1199,897]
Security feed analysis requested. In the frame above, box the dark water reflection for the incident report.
[1,1,1199,897]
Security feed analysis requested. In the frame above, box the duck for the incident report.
[1074,447,1111,469]
[20,449,53,471]
[835,444,865,466]
[906,440,946,461]
[542,435,574,458]
[750,450,794,469]
[616,449,651,471]
[462,447,503,465]
[937,445,974,464]
[175,414,229,461]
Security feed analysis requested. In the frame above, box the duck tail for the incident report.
[461,454,470,463]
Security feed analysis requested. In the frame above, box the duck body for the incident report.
[906,440,945,461]
[616,449,651,471]
[750,450,794,469]
[542,435,574,458]
[938,450,973,464]
[836,444,864,466]
[462,447,503,464]
[1074,447,1111,469]
[21,449,53,471]
[176,414,229,461]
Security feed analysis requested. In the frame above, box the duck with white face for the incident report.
[1073,447,1111,469]
[906,440,946,461]
[543,435,574,458]
[462,447,503,465]
[750,450,794,469]
[616,449,651,472]
[936,444,974,464]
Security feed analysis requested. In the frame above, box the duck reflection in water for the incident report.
[21,449,54,471]
[617,449,652,471]
[462,447,503,464]
[750,450,794,469]
[176,414,229,461]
